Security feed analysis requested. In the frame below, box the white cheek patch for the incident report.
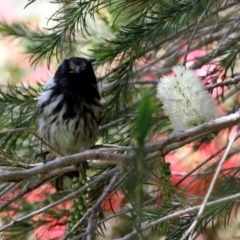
[37,78,65,117]
[37,90,53,106]
[36,78,55,105]
[44,78,55,90]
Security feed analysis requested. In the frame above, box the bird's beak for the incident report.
[75,65,81,73]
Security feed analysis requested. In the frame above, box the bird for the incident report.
[37,57,102,190]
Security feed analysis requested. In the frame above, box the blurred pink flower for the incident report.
[180,48,225,97]
[102,190,125,212]
[25,184,56,202]
[33,217,67,240]
[25,184,71,239]
[0,0,19,22]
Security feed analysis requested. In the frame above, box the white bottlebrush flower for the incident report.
[157,65,220,132]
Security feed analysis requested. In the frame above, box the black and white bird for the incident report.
[37,57,102,189]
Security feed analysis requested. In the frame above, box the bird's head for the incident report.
[54,57,97,88]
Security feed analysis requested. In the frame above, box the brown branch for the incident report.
[64,166,122,240]
[0,165,76,211]
[0,167,119,233]
[148,110,240,153]
[0,152,129,182]
[117,192,240,240]
[0,111,239,182]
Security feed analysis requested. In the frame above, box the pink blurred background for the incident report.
[0,0,58,85]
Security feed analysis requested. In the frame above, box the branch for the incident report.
[0,151,129,182]
[0,126,36,134]
[206,75,240,90]
[180,127,239,240]
[86,170,121,240]
[128,74,240,90]
[63,167,122,240]
[117,192,240,240]
[0,165,76,211]
[0,111,239,182]
[148,110,240,153]
[0,167,119,233]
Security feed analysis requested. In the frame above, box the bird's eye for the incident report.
[69,61,76,71]
[80,61,87,70]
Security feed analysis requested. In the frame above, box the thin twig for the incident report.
[175,146,226,187]
[69,166,134,240]
[0,167,118,233]
[127,74,240,90]
[86,168,121,240]
[206,75,240,90]
[180,126,239,240]
[0,182,21,199]
[182,6,207,66]
[63,167,122,240]
[33,132,63,156]
[116,191,240,240]
[100,118,126,130]
[0,127,36,134]
[0,165,76,211]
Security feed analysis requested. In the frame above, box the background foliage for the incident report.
[0,0,240,239]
